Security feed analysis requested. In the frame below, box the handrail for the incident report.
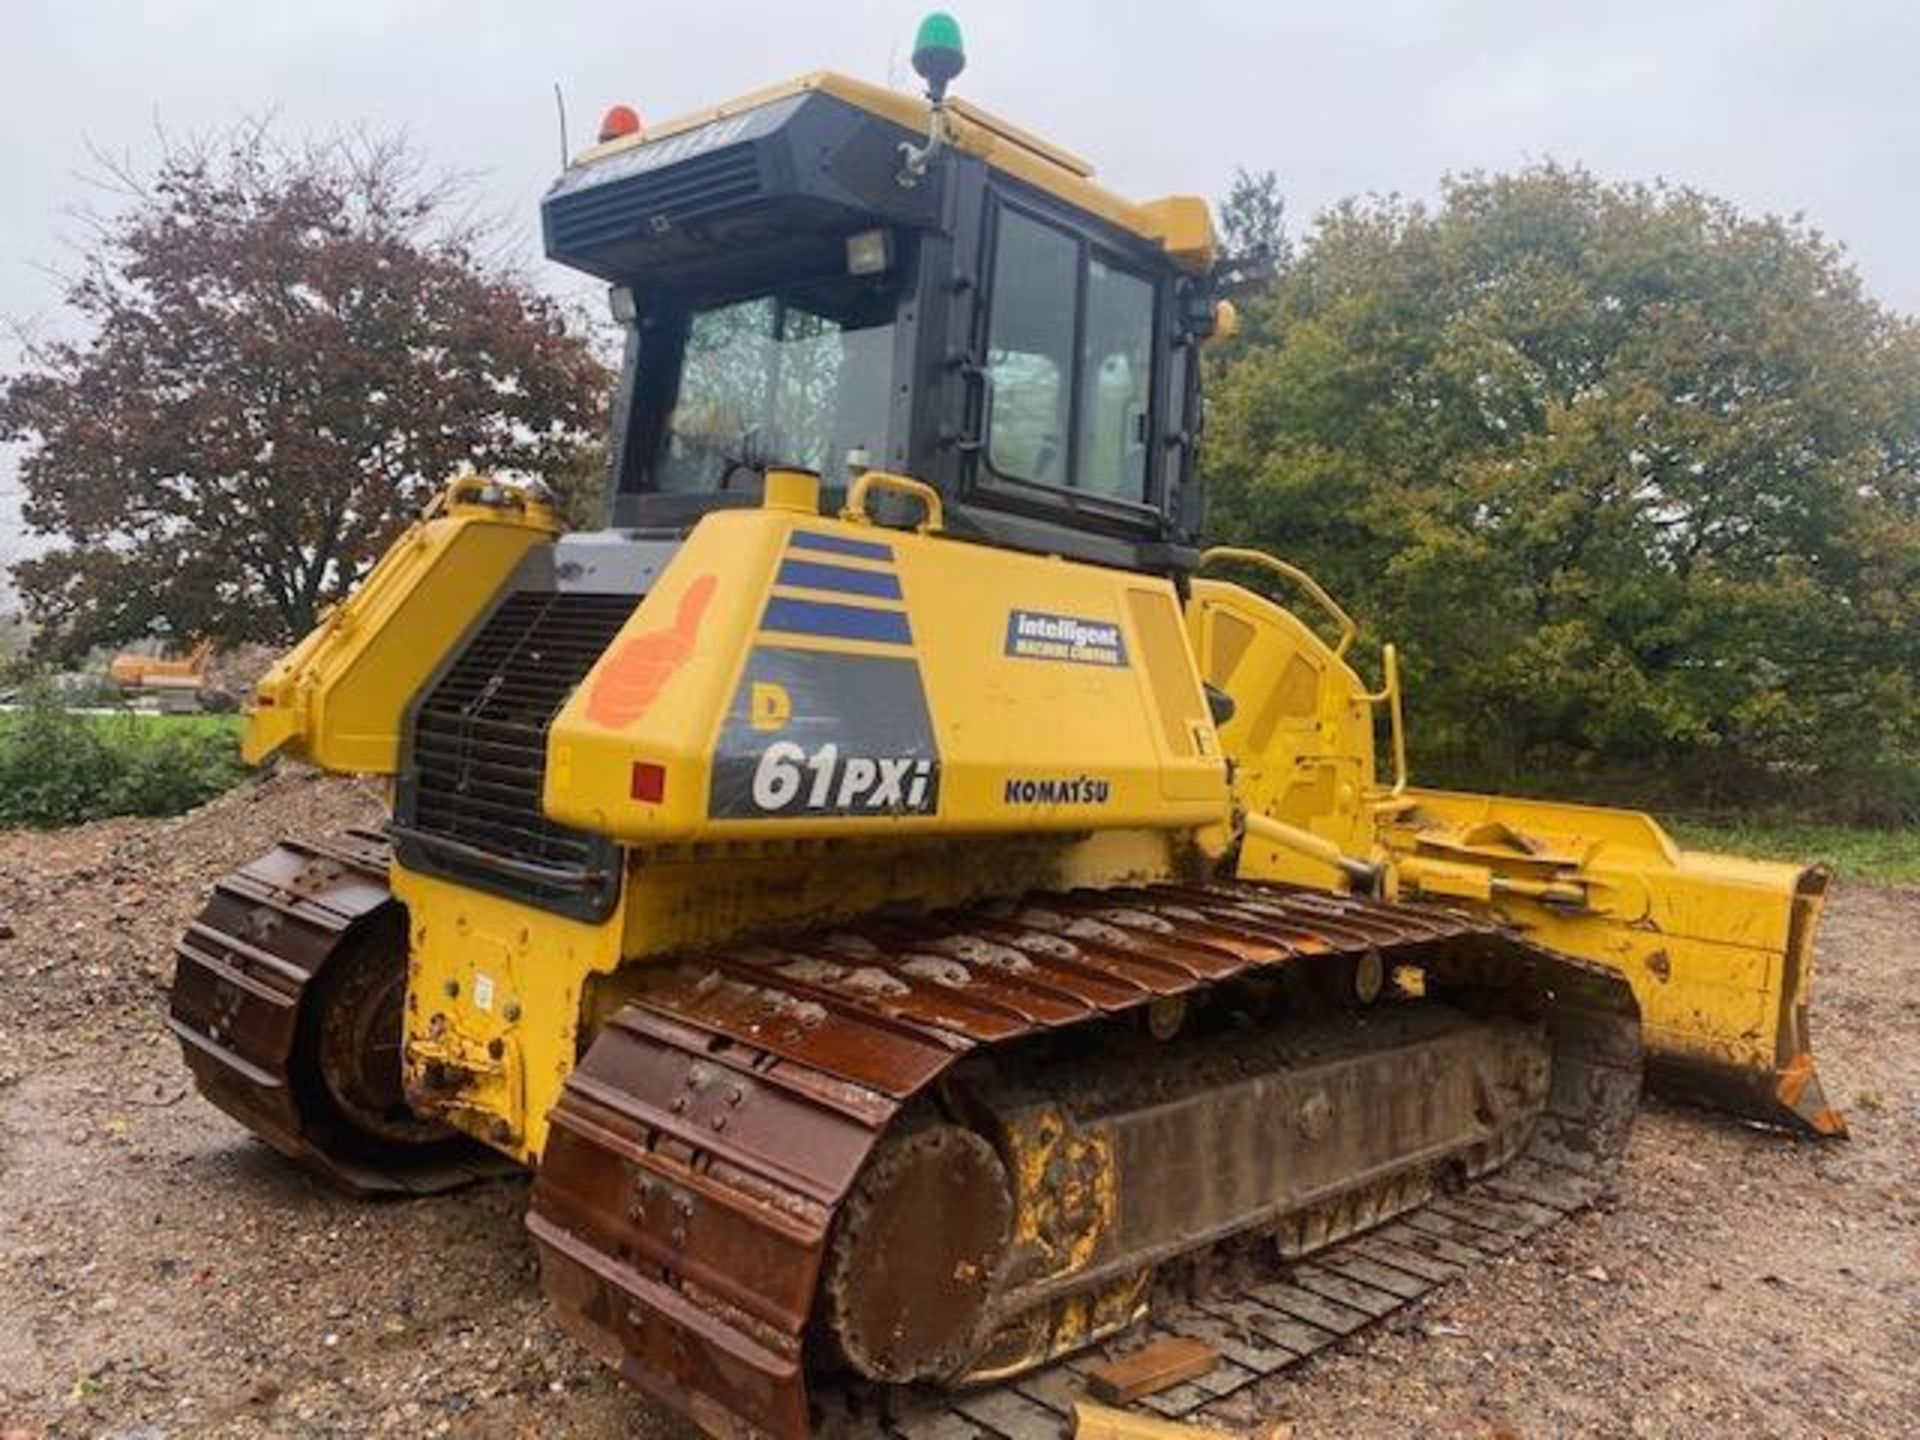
[1360,642,1409,799]
[1198,546,1357,658]
[841,470,945,533]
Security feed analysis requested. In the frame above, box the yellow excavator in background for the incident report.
[107,636,218,710]
[168,16,1838,1439]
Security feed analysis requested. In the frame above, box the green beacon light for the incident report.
[911,12,966,102]
[897,12,965,188]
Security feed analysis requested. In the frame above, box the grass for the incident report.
[92,710,242,740]
[1667,818,1920,886]
[0,707,243,744]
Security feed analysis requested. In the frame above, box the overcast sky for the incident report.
[4,0,1919,571]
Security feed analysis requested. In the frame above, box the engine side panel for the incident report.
[1186,576,1378,886]
[542,506,1230,843]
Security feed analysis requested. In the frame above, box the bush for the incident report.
[110,719,251,816]
[0,686,250,828]
[0,689,118,826]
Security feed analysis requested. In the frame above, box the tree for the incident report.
[1,123,612,655]
[1217,167,1288,289]
[1204,163,1920,817]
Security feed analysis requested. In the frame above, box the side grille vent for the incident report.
[397,590,636,918]
[546,145,763,254]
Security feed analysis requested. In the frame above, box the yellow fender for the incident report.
[244,476,560,773]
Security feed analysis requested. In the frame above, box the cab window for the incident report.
[983,206,1156,502]
[983,210,1075,486]
[1078,259,1154,500]
[650,280,898,494]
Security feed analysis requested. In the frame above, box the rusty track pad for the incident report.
[528,883,1642,1439]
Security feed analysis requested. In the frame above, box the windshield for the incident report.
[652,284,898,493]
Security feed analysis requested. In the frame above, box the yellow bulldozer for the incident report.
[168,17,1839,1438]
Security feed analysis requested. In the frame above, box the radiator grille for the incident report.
[400,590,635,916]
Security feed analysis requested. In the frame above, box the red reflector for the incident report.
[630,761,667,804]
[599,104,643,142]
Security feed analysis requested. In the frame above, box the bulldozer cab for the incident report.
[542,73,1219,575]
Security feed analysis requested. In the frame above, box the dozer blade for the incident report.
[527,881,1640,1439]
[1381,787,1845,1138]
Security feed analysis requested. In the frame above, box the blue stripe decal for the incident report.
[775,558,904,601]
[789,530,896,562]
[762,596,914,646]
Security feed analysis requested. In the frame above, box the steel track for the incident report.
[529,880,1642,1439]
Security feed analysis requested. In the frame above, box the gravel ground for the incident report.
[0,767,1914,1439]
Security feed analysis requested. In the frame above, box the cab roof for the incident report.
[571,70,1215,275]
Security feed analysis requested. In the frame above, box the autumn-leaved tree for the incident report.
[1,123,611,654]
[1205,164,1920,818]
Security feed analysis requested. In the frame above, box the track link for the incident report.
[168,830,505,1196]
[529,883,1641,1439]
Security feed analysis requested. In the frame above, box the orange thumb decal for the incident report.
[584,573,718,729]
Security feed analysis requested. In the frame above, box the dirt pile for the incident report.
[200,644,283,701]
[0,766,383,1079]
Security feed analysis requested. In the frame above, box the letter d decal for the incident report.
[750,681,792,732]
